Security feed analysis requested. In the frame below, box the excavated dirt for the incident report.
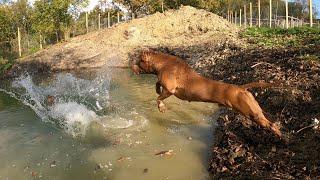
[204,45,320,179]
[7,6,240,77]
[3,5,320,179]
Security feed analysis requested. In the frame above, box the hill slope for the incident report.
[9,6,240,75]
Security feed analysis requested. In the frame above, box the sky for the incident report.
[3,0,320,18]
[24,0,105,11]
[83,0,320,18]
[313,0,320,18]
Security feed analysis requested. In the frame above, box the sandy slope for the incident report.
[9,6,240,76]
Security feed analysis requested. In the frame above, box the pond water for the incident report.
[0,68,218,180]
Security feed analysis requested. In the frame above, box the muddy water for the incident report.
[0,69,218,180]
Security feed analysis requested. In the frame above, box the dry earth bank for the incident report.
[6,6,240,77]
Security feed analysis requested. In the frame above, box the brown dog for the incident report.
[132,50,282,139]
[47,95,55,106]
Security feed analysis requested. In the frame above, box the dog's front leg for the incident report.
[157,87,172,113]
[156,81,163,95]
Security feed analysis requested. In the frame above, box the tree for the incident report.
[11,0,32,34]
[31,0,88,43]
[0,5,15,53]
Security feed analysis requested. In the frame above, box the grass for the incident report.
[240,27,320,48]
[0,51,16,76]
[0,58,14,76]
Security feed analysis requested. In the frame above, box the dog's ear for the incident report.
[141,50,153,62]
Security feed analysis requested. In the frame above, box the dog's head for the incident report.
[131,50,157,75]
[47,95,55,106]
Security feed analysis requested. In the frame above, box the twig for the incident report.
[280,104,287,118]
[251,62,274,68]
[296,124,317,133]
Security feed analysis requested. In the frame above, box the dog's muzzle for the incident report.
[131,64,142,75]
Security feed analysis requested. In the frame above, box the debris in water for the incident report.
[96,101,103,110]
[155,150,174,157]
[94,164,101,171]
[143,168,148,173]
[50,160,56,168]
[188,137,192,140]
[117,156,128,162]
[24,165,29,172]
[31,171,38,177]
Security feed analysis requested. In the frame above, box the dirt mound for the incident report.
[8,6,240,76]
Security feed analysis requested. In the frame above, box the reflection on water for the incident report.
[0,68,218,180]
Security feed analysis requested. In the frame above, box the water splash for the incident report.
[1,72,148,137]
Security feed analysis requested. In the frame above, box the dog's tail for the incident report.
[240,82,274,90]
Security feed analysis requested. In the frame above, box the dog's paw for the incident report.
[158,103,166,113]
[270,124,282,136]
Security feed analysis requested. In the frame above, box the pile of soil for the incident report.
[7,6,240,77]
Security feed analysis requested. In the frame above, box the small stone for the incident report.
[31,171,38,177]
[117,156,127,162]
[50,161,56,168]
[143,168,148,173]
[155,150,174,156]
[94,164,101,171]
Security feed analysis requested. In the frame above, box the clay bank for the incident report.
[6,6,240,77]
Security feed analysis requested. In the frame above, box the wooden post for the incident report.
[258,0,261,27]
[250,2,252,27]
[275,1,279,27]
[231,11,233,23]
[240,9,242,27]
[285,0,288,29]
[17,27,21,57]
[108,11,110,28]
[132,12,134,19]
[55,31,59,43]
[117,12,120,23]
[86,12,89,33]
[161,0,164,13]
[235,11,237,25]
[269,0,272,28]
[227,9,229,21]
[39,33,42,50]
[244,5,247,28]
[98,13,101,30]
[309,0,313,27]
[291,16,293,28]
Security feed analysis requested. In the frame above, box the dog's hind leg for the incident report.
[252,113,282,138]
[157,87,172,113]
[236,91,282,138]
